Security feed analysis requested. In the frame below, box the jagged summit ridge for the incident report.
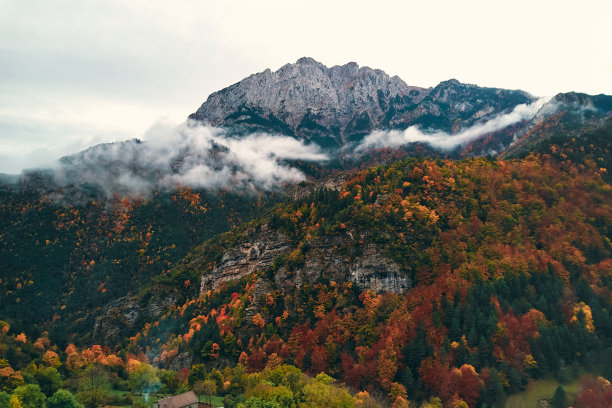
[190,57,429,146]
[190,57,535,148]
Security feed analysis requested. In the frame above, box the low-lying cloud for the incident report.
[8,97,556,198]
[48,120,328,197]
[356,97,549,152]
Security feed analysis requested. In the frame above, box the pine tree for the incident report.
[483,368,506,408]
[550,385,567,408]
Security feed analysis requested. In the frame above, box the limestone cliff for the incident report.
[198,224,411,297]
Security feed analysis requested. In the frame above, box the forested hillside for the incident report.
[1,146,611,407]
[117,151,611,406]
[0,187,279,343]
[1,58,611,407]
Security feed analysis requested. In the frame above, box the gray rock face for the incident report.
[200,225,292,294]
[190,57,535,150]
[283,239,410,294]
[199,225,410,296]
[190,57,428,147]
[166,352,192,372]
[396,79,534,132]
[349,246,411,293]
[286,173,349,201]
[93,293,178,345]
[93,296,140,345]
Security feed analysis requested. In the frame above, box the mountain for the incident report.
[5,58,610,195]
[502,92,612,160]
[1,59,612,408]
[104,154,612,406]
[188,57,612,166]
[0,183,282,343]
[190,57,534,149]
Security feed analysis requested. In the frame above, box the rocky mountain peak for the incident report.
[189,57,429,147]
[295,56,325,67]
[439,78,461,86]
[189,58,536,149]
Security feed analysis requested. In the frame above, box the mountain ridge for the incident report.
[3,58,611,189]
[189,57,535,148]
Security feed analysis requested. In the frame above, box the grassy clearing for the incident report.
[198,395,225,407]
[505,376,581,408]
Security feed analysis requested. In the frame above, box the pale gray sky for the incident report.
[1,0,611,173]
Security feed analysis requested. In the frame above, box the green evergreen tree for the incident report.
[0,391,9,408]
[550,385,567,408]
[482,368,505,408]
[478,335,492,366]
[467,323,478,347]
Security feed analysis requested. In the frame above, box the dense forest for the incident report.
[0,187,279,343]
[1,117,611,407]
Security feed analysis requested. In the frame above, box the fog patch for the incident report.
[356,97,549,152]
[47,120,328,197]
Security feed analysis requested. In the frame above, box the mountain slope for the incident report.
[502,92,612,161]
[1,58,612,408]
[116,154,612,406]
[0,186,279,343]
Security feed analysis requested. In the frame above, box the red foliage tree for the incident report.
[575,377,612,408]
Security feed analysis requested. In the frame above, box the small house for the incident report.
[153,391,213,408]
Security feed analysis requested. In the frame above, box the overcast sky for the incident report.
[1,0,611,173]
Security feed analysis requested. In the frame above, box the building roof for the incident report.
[156,391,199,408]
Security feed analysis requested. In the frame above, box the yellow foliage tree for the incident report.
[42,351,61,368]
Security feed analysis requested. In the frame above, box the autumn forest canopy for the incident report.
[1,92,611,406]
